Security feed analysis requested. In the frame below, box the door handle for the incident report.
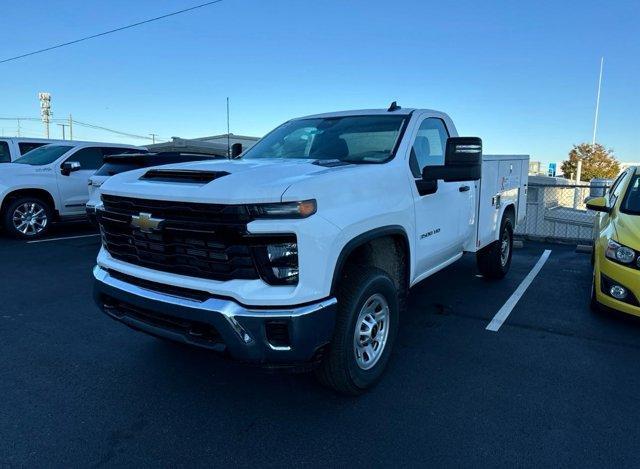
[459,185,470,192]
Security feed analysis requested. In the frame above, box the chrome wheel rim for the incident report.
[500,231,511,266]
[12,202,48,236]
[353,293,390,370]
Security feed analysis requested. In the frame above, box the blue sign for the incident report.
[548,163,557,177]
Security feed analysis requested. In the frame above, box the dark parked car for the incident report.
[86,151,225,223]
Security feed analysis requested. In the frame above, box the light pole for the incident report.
[38,92,52,138]
[577,57,605,184]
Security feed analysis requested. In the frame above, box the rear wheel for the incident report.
[477,215,514,279]
[2,197,52,239]
[315,266,399,395]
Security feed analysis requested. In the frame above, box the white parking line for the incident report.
[26,233,100,244]
[486,249,552,332]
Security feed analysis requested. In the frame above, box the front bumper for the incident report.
[92,266,337,364]
[86,205,98,227]
[595,257,640,318]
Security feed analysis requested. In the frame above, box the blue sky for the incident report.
[0,0,638,164]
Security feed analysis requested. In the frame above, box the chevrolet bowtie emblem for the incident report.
[131,212,164,233]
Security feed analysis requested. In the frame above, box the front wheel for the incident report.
[2,197,52,239]
[590,270,602,313]
[477,216,513,279]
[315,266,399,395]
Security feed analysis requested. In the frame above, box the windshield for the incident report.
[621,175,640,215]
[14,145,73,166]
[243,115,407,163]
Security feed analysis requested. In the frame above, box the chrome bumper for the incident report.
[92,266,337,364]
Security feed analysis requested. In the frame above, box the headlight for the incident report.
[247,200,316,219]
[251,237,299,285]
[605,239,637,264]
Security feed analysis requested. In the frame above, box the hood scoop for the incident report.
[311,159,351,168]
[140,169,230,184]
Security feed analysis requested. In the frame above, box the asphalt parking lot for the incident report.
[2,227,640,467]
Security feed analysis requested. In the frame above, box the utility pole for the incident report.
[226,97,231,158]
[68,114,73,140]
[57,123,68,140]
[38,92,52,138]
[149,133,158,144]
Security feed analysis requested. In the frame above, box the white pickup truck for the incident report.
[0,142,141,238]
[92,106,528,394]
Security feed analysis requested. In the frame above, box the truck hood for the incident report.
[99,158,355,204]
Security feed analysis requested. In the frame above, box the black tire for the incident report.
[477,216,514,279]
[315,266,399,396]
[590,270,602,313]
[2,197,53,239]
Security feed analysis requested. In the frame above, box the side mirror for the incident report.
[231,143,243,158]
[586,196,610,213]
[415,179,438,196]
[61,161,81,176]
[422,137,482,183]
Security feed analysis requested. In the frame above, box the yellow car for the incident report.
[588,166,640,317]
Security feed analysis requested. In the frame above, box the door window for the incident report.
[0,141,10,163]
[409,118,449,177]
[18,142,46,155]
[609,171,629,207]
[66,147,104,170]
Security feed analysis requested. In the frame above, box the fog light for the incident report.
[610,285,628,300]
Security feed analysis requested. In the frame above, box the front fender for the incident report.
[329,225,411,294]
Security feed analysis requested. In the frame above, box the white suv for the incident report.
[0,142,141,238]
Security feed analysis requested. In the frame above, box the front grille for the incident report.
[101,194,251,225]
[98,195,261,281]
[108,269,211,302]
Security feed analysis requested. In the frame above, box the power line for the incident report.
[0,116,164,141]
[71,118,161,141]
[0,0,225,64]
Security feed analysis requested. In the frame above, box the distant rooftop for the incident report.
[147,133,260,156]
[193,133,260,143]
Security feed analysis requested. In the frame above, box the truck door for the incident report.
[56,147,105,215]
[409,117,471,273]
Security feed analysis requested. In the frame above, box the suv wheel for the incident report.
[477,215,514,279]
[316,266,399,395]
[2,197,52,239]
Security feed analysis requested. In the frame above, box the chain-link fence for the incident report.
[515,182,610,243]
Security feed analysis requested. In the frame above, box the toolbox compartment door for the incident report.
[473,155,528,251]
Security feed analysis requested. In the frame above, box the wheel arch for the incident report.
[0,188,58,217]
[330,225,411,296]
[502,203,516,227]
